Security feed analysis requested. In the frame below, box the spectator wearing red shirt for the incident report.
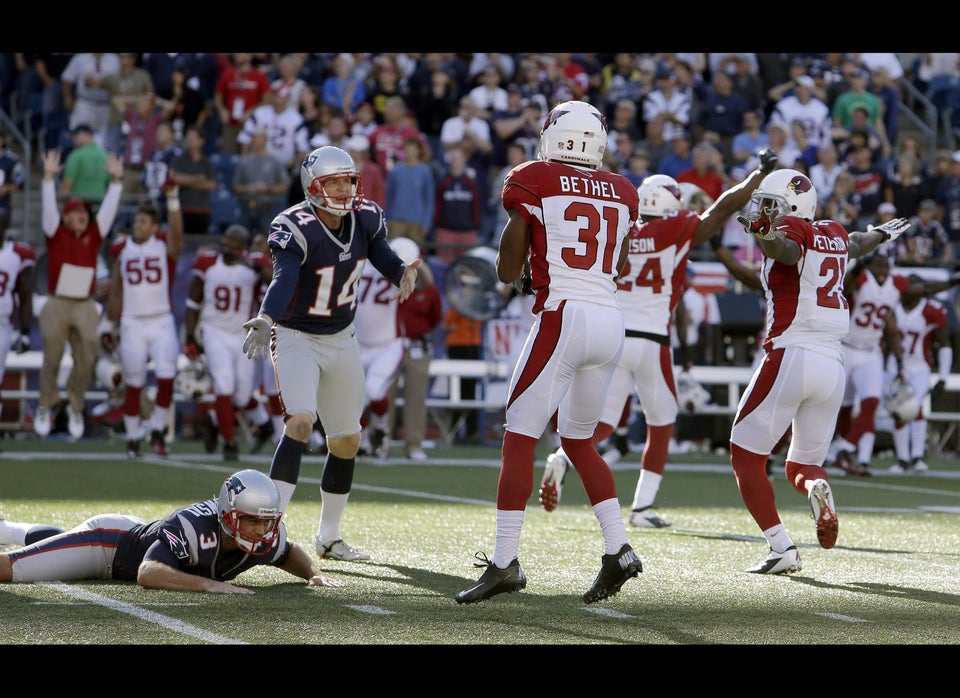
[676,142,729,201]
[370,96,428,174]
[213,53,270,154]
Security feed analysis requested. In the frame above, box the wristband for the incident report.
[938,346,953,383]
[97,317,116,335]
[166,197,181,212]
[185,298,201,310]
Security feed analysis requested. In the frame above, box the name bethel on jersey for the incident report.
[263,199,405,335]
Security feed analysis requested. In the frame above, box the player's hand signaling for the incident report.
[758,148,778,174]
[867,217,910,243]
[242,315,273,360]
[392,259,422,303]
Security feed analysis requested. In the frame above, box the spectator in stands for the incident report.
[385,136,435,248]
[366,56,406,124]
[101,188,184,458]
[322,53,367,122]
[171,125,217,236]
[395,254,443,461]
[408,65,461,170]
[824,169,861,230]
[350,101,379,142]
[213,53,271,155]
[808,142,844,219]
[604,130,637,176]
[61,53,121,150]
[769,74,831,154]
[677,142,729,202]
[433,145,482,264]
[468,64,509,123]
[270,54,308,114]
[847,141,888,230]
[102,53,155,157]
[490,85,541,168]
[370,96,428,174]
[0,210,36,425]
[635,114,671,174]
[58,124,111,205]
[731,109,769,170]
[35,149,124,439]
[19,53,72,152]
[868,66,901,149]
[601,53,648,122]
[643,62,691,143]
[831,67,891,162]
[884,151,933,221]
[489,142,526,246]
[606,99,644,156]
[656,129,694,179]
[0,131,25,222]
[142,121,182,220]
[442,304,484,445]
[758,119,801,169]
[900,198,952,267]
[728,53,766,115]
[232,128,290,237]
[344,134,385,209]
[119,91,173,201]
[935,151,960,248]
[439,95,493,207]
[309,112,350,151]
[168,59,210,143]
[697,70,748,163]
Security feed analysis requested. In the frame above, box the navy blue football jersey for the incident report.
[261,199,406,335]
[110,498,290,581]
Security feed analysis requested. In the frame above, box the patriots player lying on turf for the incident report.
[0,470,341,593]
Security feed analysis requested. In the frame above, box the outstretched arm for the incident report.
[694,149,778,247]
[276,542,344,588]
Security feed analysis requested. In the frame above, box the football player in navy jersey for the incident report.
[242,145,420,563]
[0,469,342,593]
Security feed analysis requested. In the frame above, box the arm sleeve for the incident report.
[41,179,60,237]
[259,246,301,321]
[96,182,124,233]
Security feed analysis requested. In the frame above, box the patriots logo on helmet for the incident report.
[224,474,248,501]
[161,527,190,560]
[787,175,812,194]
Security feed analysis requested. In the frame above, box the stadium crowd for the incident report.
[1,51,958,465]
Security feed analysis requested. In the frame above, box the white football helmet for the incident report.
[389,236,421,265]
[747,168,818,223]
[300,145,363,216]
[537,100,607,170]
[885,376,921,422]
[678,182,714,213]
[95,353,123,390]
[676,369,711,414]
[218,469,283,555]
[174,354,212,400]
[638,174,683,217]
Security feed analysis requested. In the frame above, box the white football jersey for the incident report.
[354,260,399,348]
[895,297,948,370]
[193,250,261,335]
[844,269,909,350]
[0,240,36,327]
[111,234,175,318]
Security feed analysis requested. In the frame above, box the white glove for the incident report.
[242,317,272,360]
[868,217,910,243]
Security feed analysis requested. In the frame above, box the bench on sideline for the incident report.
[4,352,958,451]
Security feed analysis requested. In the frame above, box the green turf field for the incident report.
[1,436,958,646]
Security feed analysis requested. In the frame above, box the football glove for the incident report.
[931,379,946,400]
[514,259,533,296]
[737,213,777,240]
[184,334,204,360]
[11,328,30,354]
[242,316,272,360]
[867,217,910,243]
[758,148,778,174]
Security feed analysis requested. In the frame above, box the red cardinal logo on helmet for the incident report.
[787,175,813,194]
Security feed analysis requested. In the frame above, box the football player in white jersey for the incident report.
[537,152,779,531]
[353,236,423,459]
[101,187,183,458]
[885,286,953,473]
[184,224,272,461]
[829,254,957,475]
[455,100,642,606]
[730,168,911,575]
[0,211,35,395]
